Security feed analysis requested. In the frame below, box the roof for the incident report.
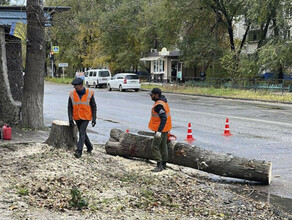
[0,5,70,26]
[87,69,110,71]
[169,50,180,56]
[140,50,181,61]
[140,56,161,61]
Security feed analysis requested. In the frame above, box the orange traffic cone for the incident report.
[185,123,195,142]
[222,118,232,136]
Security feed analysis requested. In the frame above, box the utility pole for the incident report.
[50,42,54,78]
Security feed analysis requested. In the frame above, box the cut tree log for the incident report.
[105,128,272,184]
[46,120,77,149]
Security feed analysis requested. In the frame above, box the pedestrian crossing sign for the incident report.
[52,46,59,53]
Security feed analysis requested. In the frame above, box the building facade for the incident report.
[140,47,200,82]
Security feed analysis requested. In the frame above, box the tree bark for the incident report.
[106,129,272,184]
[21,0,46,129]
[0,28,21,125]
[45,120,78,149]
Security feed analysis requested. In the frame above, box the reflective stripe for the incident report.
[152,100,167,116]
[149,99,172,132]
[70,89,92,106]
[70,92,75,105]
[73,101,90,105]
[71,89,93,121]
[86,90,92,103]
[153,101,170,116]
[151,112,170,117]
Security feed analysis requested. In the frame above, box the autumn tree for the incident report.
[46,0,87,75]
[48,0,292,80]
[245,0,292,78]
[0,0,10,5]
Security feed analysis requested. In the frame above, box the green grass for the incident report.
[68,187,88,209]
[141,84,292,103]
[16,187,29,196]
[45,77,74,84]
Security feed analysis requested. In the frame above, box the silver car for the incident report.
[107,73,141,92]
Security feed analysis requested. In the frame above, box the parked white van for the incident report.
[84,69,111,88]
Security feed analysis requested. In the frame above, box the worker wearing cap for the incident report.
[68,78,97,158]
[148,88,172,172]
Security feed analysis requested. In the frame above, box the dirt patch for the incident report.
[0,142,290,219]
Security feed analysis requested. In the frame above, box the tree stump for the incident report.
[46,120,77,150]
[105,128,272,184]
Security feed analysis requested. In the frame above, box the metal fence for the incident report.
[140,76,292,94]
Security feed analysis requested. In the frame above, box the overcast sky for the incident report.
[10,0,26,5]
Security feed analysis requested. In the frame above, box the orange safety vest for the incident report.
[70,89,94,121]
[148,100,172,132]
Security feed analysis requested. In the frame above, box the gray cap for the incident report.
[71,78,83,85]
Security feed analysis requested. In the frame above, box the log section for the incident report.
[105,128,272,184]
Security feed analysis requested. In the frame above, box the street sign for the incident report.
[58,63,68,67]
[52,46,59,53]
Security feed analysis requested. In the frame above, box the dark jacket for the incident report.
[154,95,168,132]
[68,88,97,122]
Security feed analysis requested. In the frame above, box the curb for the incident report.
[140,89,292,105]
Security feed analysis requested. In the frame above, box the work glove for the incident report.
[69,120,74,127]
[155,131,162,138]
[92,121,96,127]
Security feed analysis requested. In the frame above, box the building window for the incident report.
[153,59,164,73]
[248,29,262,42]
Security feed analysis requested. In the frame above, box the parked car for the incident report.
[84,69,111,88]
[75,72,85,80]
[260,72,292,80]
[107,73,141,92]
[260,72,274,79]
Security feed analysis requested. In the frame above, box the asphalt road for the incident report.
[44,82,292,201]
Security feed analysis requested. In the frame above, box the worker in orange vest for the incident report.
[68,78,97,158]
[148,88,172,172]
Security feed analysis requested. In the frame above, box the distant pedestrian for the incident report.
[148,88,172,172]
[171,68,176,82]
[200,72,206,81]
[68,78,97,158]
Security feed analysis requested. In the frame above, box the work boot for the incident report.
[151,162,163,172]
[87,146,93,154]
[162,161,167,170]
[74,151,82,158]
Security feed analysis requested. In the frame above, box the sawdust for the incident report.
[0,142,290,219]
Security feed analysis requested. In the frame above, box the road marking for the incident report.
[174,108,292,127]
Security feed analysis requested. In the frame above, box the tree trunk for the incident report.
[106,129,272,184]
[227,20,235,52]
[238,22,250,54]
[46,120,78,149]
[21,0,45,129]
[0,28,21,125]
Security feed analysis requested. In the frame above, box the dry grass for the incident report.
[45,77,74,84]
